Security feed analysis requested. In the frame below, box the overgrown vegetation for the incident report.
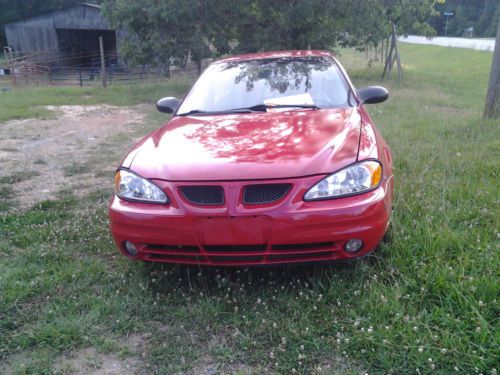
[101,0,440,71]
[0,44,498,374]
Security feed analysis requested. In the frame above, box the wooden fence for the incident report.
[2,47,211,87]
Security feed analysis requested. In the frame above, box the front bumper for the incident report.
[109,175,392,266]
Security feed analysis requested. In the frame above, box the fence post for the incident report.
[79,69,83,87]
[99,36,107,88]
[4,47,16,87]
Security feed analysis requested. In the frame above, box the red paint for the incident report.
[126,108,361,181]
[109,50,393,266]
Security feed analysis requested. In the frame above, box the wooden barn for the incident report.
[4,3,125,66]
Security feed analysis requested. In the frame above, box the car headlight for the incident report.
[304,160,382,201]
[114,169,168,203]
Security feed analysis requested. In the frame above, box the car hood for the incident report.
[125,108,361,180]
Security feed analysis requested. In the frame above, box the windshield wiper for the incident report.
[177,108,255,116]
[177,103,320,116]
[240,103,320,111]
[176,109,207,116]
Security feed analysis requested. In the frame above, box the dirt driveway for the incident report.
[0,104,148,210]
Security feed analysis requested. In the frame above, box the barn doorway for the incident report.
[56,29,117,66]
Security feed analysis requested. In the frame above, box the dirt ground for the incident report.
[52,334,147,375]
[0,104,148,210]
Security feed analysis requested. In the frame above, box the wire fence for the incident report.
[2,48,212,87]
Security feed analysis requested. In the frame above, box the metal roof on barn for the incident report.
[4,3,118,55]
[5,3,105,29]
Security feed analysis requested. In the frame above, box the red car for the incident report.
[109,50,393,266]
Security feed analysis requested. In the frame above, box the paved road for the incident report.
[399,35,495,51]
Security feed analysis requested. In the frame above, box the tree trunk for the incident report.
[393,23,403,82]
[381,36,395,81]
[195,59,202,76]
[484,21,500,118]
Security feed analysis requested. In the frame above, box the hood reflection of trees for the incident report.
[177,56,351,164]
[221,57,330,94]
[181,109,353,163]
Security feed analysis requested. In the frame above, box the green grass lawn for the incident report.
[0,76,193,123]
[0,44,499,374]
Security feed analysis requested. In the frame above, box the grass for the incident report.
[0,44,499,374]
[0,75,193,123]
[0,171,40,184]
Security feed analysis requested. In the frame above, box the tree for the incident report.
[101,0,234,75]
[231,0,354,53]
[431,0,500,37]
[484,20,500,118]
[101,0,441,75]
[352,0,441,81]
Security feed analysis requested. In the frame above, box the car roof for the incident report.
[216,50,334,63]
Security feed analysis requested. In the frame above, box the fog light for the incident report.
[344,238,363,253]
[124,241,138,256]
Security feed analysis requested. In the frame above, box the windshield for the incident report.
[177,56,352,115]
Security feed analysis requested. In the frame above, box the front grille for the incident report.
[243,184,291,204]
[180,186,224,205]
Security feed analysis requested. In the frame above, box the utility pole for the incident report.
[484,21,500,118]
[444,12,453,37]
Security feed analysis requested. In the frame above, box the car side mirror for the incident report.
[156,97,181,113]
[357,86,389,105]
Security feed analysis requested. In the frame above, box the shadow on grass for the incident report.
[139,249,391,296]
